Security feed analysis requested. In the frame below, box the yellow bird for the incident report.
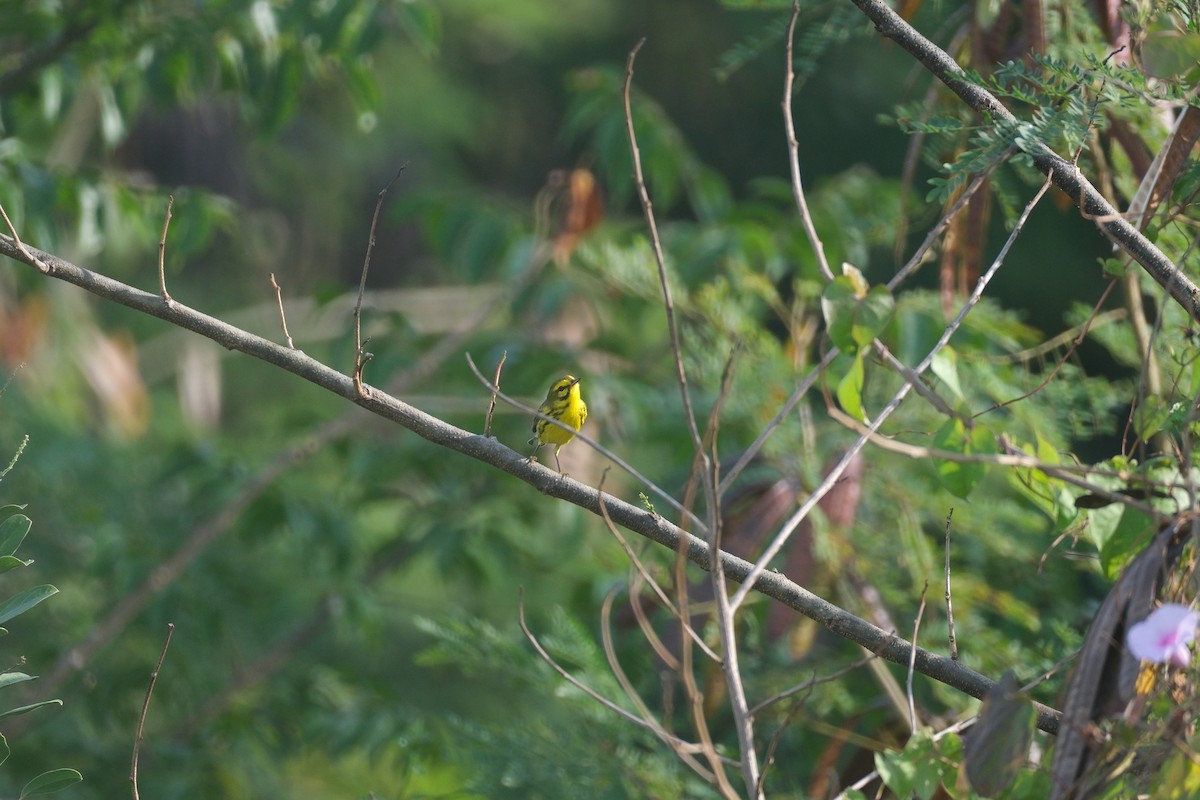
[527,375,587,472]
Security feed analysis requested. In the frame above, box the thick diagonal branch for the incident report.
[847,0,1200,323]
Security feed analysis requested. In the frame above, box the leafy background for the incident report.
[2,0,1197,797]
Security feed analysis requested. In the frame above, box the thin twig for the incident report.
[622,39,704,458]
[517,589,734,769]
[0,363,22,401]
[783,0,834,282]
[748,653,879,717]
[599,588,721,783]
[353,165,407,397]
[703,344,763,797]
[979,278,1120,417]
[483,351,507,438]
[131,623,174,800]
[730,175,1056,615]
[907,583,928,735]
[0,200,47,273]
[269,273,295,349]
[597,488,721,662]
[627,569,684,670]
[157,195,174,304]
[671,525,740,799]
[944,508,958,661]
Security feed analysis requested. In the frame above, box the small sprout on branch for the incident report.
[158,195,174,304]
[0,199,48,273]
[269,273,295,349]
[483,351,507,438]
[352,165,408,399]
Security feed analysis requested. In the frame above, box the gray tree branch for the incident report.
[0,234,1062,735]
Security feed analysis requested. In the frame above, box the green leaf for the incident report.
[20,768,82,797]
[876,728,941,800]
[0,731,7,767]
[1098,510,1155,578]
[852,284,895,348]
[0,514,31,557]
[836,352,867,422]
[0,672,36,690]
[0,698,62,720]
[821,276,861,351]
[0,585,58,627]
[0,556,32,575]
[930,346,964,401]
[932,419,994,499]
[821,273,897,353]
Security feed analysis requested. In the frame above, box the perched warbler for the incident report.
[528,375,587,472]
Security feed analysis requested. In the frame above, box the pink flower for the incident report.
[1127,603,1199,667]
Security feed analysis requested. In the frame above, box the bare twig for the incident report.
[0,363,21,401]
[353,165,407,397]
[517,589,735,771]
[979,278,1120,417]
[623,58,738,778]
[944,508,958,661]
[597,489,721,662]
[671,526,740,799]
[131,623,174,800]
[157,195,174,304]
[907,583,928,735]
[783,0,833,282]
[599,588,721,783]
[269,273,295,349]
[0,200,48,273]
[623,40,704,459]
[748,653,879,717]
[483,351,507,438]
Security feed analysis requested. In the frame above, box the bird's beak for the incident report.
[568,377,581,387]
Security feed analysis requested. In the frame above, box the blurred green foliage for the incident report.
[3,0,1200,797]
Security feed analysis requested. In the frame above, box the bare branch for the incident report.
[483,351,507,438]
[944,509,958,661]
[131,623,174,800]
[0,236,1062,734]
[783,0,833,282]
[0,201,48,273]
[518,589,734,770]
[157,195,174,304]
[353,165,407,397]
[623,40,705,458]
[907,583,928,734]
[269,273,295,349]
